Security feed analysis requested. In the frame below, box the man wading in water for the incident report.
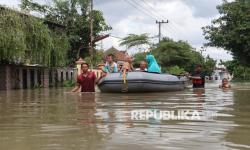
[71,63,102,92]
[188,64,206,88]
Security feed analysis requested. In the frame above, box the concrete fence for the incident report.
[0,65,78,90]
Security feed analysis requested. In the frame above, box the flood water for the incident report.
[0,81,250,150]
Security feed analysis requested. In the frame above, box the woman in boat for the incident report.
[146,54,161,73]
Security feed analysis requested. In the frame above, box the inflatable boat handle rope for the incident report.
[121,72,128,92]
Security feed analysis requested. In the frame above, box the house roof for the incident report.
[105,46,127,61]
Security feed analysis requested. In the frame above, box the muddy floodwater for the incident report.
[0,82,250,150]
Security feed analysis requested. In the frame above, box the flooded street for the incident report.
[0,82,250,150]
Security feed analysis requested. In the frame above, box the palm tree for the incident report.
[119,33,151,50]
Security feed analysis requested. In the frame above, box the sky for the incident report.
[0,0,233,61]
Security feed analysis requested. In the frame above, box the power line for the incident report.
[170,22,186,36]
[129,0,176,35]
[123,0,177,39]
[123,0,157,20]
[140,0,166,21]
[131,0,162,20]
[138,0,186,38]
[134,0,175,32]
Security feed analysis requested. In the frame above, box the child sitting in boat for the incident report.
[122,55,134,73]
[146,54,161,73]
[120,55,134,92]
[219,78,231,89]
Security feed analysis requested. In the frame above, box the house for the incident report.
[104,46,128,64]
[212,65,233,80]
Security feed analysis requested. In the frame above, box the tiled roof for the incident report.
[105,46,127,61]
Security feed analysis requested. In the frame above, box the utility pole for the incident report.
[89,0,94,70]
[156,20,169,43]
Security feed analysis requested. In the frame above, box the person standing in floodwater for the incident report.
[219,78,231,89]
[71,63,100,92]
[188,64,206,88]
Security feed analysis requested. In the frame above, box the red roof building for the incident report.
[104,47,128,63]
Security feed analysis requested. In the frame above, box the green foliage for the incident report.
[33,84,44,89]
[120,33,150,49]
[84,49,105,66]
[220,60,250,81]
[166,66,186,75]
[21,0,111,65]
[63,79,76,87]
[0,7,68,66]
[233,66,250,81]
[133,52,147,67]
[0,7,26,63]
[203,56,217,76]
[94,50,105,65]
[152,38,204,73]
[133,38,216,75]
[203,0,250,66]
[21,0,49,13]
[50,31,70,67]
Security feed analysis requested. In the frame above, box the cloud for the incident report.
[0,0,233,61]
[0,0,20,8]
[183,0,222,18]
[95,0,232,61]
[203,47,233,61]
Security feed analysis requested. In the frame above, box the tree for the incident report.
[152,38,204,73]
[21,0,111,65]
[133,52,147,67]
[133,38,216,75]
[203,0,250,65]
[84,49,104,66]
[0,6,69,67]
[166,66,186,75]
[119,33,150,50]
[220,60,250,80]
[203,55,217,76]
[133,37,217,75]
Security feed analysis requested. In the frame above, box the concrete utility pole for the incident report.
[89,0,94,69]
[156,20,169,43]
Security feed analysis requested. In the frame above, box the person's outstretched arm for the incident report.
[71,84,80,92]
[189,76,202,80]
